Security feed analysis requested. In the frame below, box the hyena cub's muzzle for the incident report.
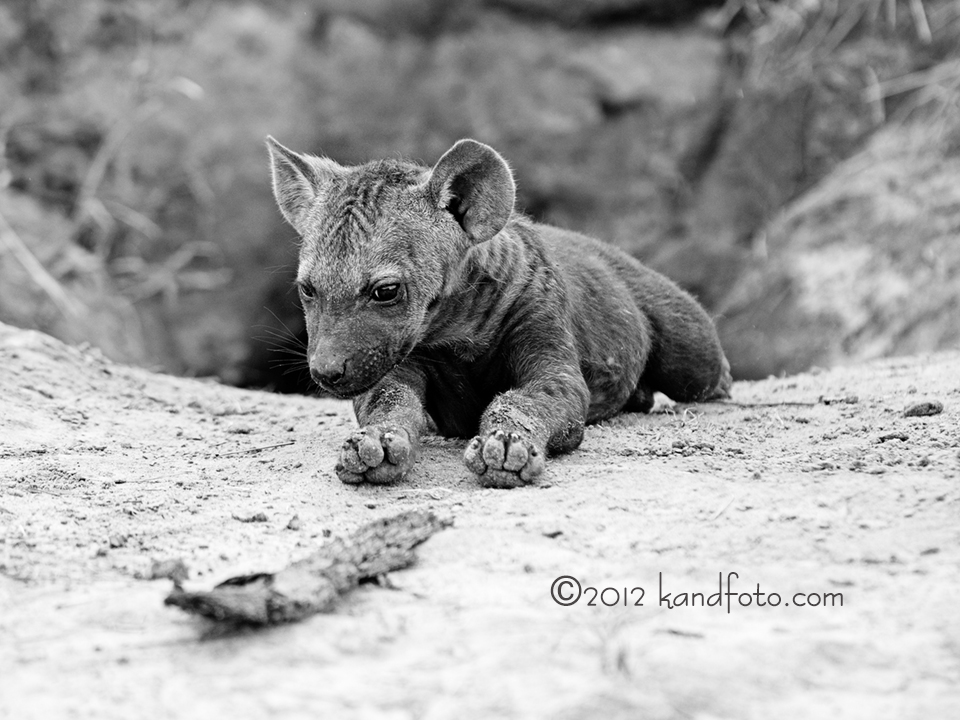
[309,355,346,391]
[308,341,405,399]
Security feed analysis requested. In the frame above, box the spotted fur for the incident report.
[267,137,732,488]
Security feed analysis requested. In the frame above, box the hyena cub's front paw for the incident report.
[463,429,546,489]
[336,426,414,484]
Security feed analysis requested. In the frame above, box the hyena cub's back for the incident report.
[267,136,731,488]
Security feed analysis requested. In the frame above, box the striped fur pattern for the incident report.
[267,137,732,488]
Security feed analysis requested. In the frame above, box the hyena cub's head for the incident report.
[267,137,515,398]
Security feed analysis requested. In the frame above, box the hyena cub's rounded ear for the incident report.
[426,139,516,243]
[265,136,343,228]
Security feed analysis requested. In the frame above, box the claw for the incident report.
[464,429,545,486]
[463,437,486,475]
[383,431,410,465]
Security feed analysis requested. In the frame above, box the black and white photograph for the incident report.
[1,0,958,717]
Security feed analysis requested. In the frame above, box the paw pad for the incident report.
[463,429,545,488]
[337,426,413,485]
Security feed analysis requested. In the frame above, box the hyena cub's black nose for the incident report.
[310,359,346,387]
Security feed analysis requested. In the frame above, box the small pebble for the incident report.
[904,401,943,418]
[286,514,302,531]
[877,432,909,443]
[821,394,859,405]
[233,512,268,523]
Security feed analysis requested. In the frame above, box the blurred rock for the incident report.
[686,35,918,250]
[305,14,725,253]
[653,2,937,315]
[716,117,960,379]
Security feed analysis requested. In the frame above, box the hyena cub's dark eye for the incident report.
[371,284,401,304]
[298,282,317,301]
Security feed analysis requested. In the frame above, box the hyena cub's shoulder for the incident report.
[267,137,731,488]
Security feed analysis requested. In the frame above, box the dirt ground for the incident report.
[1,320,958,720]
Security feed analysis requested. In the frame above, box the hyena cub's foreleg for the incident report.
[464,329,589,489]
[337,366,429,484]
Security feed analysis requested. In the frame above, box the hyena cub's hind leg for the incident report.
[629,302,732,411]
[625,262,733,408]
[642,344,732,408]
[624,352,731,415]
[705,353,733,400]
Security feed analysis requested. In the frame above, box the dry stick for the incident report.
[716,399,820,408]
[864,65,886,126]
[790,0,841,63]
[72,100,160,228]
[711,497,735,522]
[819,1,869,57]
[102,198,161,240]
[908,0,932,43]
[215,440,296,457]
[165,510,451,626]
[872,60,960,99]
[0,210,77,318]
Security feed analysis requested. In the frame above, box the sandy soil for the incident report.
[1,321,958,720]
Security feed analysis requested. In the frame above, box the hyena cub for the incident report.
[267,137,732,489]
